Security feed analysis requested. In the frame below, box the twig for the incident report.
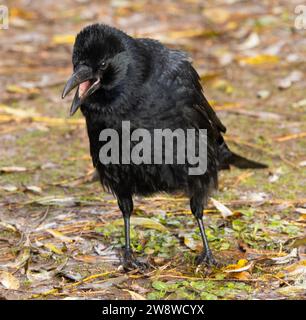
[275,132,306,142]
[30,271,116,298]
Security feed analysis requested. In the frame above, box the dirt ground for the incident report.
[0,0,305,300]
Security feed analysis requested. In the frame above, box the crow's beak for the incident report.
[62,65,101,116]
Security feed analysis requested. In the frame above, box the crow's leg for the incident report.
[117,194,147,271]
[190,195,218,267]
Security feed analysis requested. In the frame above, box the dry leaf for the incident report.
[34,196,77,207]
[46,229,73,243]
[203,7,231,24]
[237,32,260,50]
[0,221,18,232]
[73,255,101,264]
[52,34,75,45]
[6,246,31,269]
[0,166,27,173]
[123,289,146,300]
[210,197,233,218]
[278,71,303,90]
[0,104,38,117]
[257,90,270,100]
[6,84,39,95]
[238,54,279,65]
[113,217,168,232]
[25,185,42,194]
[44,243,64,255]
[230,271,251,280]
[289,236,306,248]
[271,249,299,265]
[0,185,18,192]
[224,259,253,273]
[182,233,201,251]
[0,271,20,290]
[26,269,53,282]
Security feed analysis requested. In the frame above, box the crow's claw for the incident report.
[196,251,221,268]
[121,250,148,272]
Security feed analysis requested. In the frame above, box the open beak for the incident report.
[62,65,101,116]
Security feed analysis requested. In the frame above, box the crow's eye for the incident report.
[100,61,107,70]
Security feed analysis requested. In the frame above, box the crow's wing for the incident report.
[161,51,267,169]
[155,47,227,141]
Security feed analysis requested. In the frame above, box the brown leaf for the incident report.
[211,197,234,218]
[0,166,27,173]
[113,217,168,232]
[123,289,147,300]
[44,243,64,255]
[0,271,20,290]
[46,229,73,243]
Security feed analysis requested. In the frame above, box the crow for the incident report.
[62,24,266,270]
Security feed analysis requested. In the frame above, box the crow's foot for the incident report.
[196,251,221,268]
[121,250,148,272]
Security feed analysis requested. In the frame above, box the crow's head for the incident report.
[62,24,131,115]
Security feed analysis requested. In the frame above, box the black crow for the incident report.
[62,24,266,270]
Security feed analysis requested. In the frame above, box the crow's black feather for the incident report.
[63,24,267,269]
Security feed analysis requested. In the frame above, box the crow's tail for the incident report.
[227,152,267,169]
[218,140,267,170]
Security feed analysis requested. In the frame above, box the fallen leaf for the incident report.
[58,271,82,282]
[238,54,279,65]
[278,70,303,90]
[0,271,20,290]
[268,167,283,183]
[44,243,64,255]
[229,109,282,120]
[230,271,251,280]
[288,236,306,248]
[46,229,73,243]
[203,7,231,24]
[241,192,269,204]
[25,185,42,194]
[217,52,234,66]
[0,104,39,117]
[224,259,253,273]
[6,84,39,95]
[210,197,234,218]
[5,246,31,269]
[237,32,260,50]
[0,221,18,232]
[113,217,168,232]
[73,255,107,264]
[295,208,306,214]
[0,185,18,192]
[293,99,306,109]
[182,233,201,251]
[271,249,299,265]
[52,34,75,45]
[10,7,36,19]
[257,90,270,100]
[282,260,306,276]
[0,166,27,173]
[123,289,146,300]
[34,196,77,207]
[26,269,53,282]
[275,132,306,142]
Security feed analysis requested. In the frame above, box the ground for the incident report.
[0,0,305,300]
